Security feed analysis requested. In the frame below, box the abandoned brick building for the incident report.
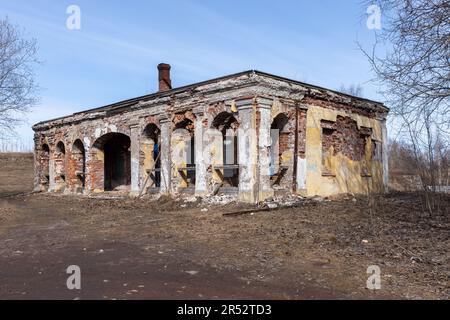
[32,64,389,203]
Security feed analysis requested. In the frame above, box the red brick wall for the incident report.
[321,116,371,162]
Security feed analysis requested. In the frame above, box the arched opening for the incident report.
[173,118,195,190]
[54,141,66,191]
[141,123,161,191]
[211,112,239,188]
[270,113,289,187]
[72,139,86,192]
[93,132,131,192]
[39,144,50,190]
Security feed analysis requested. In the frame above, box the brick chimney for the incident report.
[157,63,172,92]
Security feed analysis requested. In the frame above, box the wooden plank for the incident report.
[139,150,161,197]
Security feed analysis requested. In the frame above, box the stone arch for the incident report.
[91,132,131,192]
[207,102,238,123]
[172,111,196,128]
[56,141,65,153]
[211,111,239,132]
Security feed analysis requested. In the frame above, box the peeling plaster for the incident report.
[32,71,388,202]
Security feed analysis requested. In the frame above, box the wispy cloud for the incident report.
[0,0,385,146]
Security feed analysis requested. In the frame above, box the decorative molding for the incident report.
[235,97,254,110]
[255,96,273,109]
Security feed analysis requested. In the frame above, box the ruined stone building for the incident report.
[33,64,389,203]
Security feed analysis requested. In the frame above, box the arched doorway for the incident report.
[141,123,161,190]
[39,144,50,190]
[72,139,86,192]
[270,113,289,187]
[172,118,195,189]
[93,132,131,191]
[55,141,66,191]
[211,112,239,188]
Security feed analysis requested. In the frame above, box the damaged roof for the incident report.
[33,70,388,130]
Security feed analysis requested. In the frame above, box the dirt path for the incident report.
[0,153,448,299]
[0,195,346,300]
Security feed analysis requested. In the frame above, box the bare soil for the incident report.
[0,153,448,300]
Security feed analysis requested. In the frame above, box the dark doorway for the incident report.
[270,113,289,185]
[40,144,50,190]
[103,133,131,191]
[55,141,66,187]
[72,139,86,192]
[174,118,196,188]
[212,111,239,187]
[142,123,161,188]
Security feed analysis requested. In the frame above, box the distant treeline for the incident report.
[0,139,34,153]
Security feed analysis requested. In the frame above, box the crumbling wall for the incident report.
[32,71,388,201]
[306,103,385,197]
[321,116,370,174]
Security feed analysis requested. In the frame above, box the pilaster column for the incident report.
[236,97,258,203]
[129,122,140,196]
[256,97,274,201]
[48,146,56,192]
[83,137,93,194]
[33,134,41,192]
[296,104,308,194]
[159,115,172,195]
[194,109,208,196]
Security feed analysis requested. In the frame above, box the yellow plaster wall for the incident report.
[305,105,384,197]
[141,141,155,186]
[171,132,188,188]
[209,130,224,183]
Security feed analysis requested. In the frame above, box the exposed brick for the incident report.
[32,68,387,199]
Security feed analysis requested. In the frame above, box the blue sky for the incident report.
[0,0,382,147]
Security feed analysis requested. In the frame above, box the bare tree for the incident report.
[339,84,364,97]
[0,17,39,137]
[361,0,449,117]
[360,0,449,215]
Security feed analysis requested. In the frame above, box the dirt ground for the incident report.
[0,153,448,300]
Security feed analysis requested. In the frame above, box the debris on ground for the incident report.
[202,194,236,206]
[0,154,448,299]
